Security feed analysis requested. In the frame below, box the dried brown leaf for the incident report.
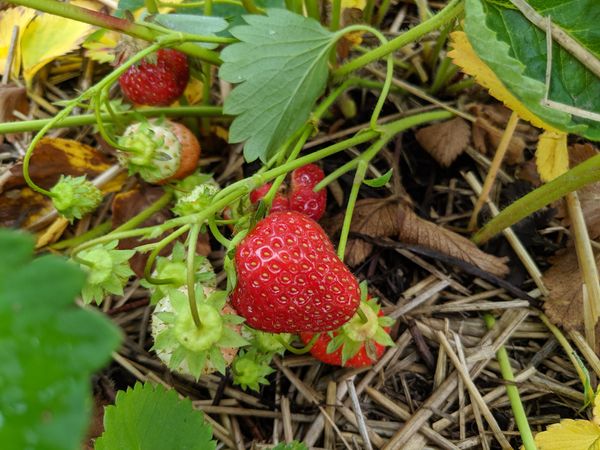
[398,206,509,277]
[470,104,539,165]
[326,197,403,267]
[415,117,471,167]
[543,249,600,332]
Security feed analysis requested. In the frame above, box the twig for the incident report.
[2,26,19,85]
[347,378,373,450]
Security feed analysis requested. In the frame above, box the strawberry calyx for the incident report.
[232,349,275,391]
[152,285,248,379]
[117,118,182,183]
[50,175,103,222]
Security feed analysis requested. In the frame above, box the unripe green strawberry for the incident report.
[231,211,360,333]
[117,119,200,184]
[50,175,103,222]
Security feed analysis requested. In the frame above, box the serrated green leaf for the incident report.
[0,229,121,450]
[363,169,393,187]
[219,9,335,162]
[95,383,215,450]
[464,0,600,140]
[153,14,229,49]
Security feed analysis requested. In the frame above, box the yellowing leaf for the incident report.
[593,388,600,426]
[183,77,204,105]
[534,419,600,450]
[448,31,560,133]
[83,30,119,64]
[21,13,93,85]
[0,7,36,80]
[536,130,568,182]
[36,217,69,249]
[341,0,366,9]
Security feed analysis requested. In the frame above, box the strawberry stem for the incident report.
[144,225,192,284]
[276,333,320,355]
[356,307,369,324]
[186,223,203,328]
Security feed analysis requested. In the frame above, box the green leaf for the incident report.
[272,441,309,450]
[0,229,121,450]
[464,0,600,140]
[219,9,335,162]
[363,169,393,187]
[153,14,229,49]
[95,383,216,450]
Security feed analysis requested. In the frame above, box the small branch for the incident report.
[510,0,600,79]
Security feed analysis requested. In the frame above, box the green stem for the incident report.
[363,0,375,24]
[277,333,320,355]
[51,221,112,250]
[114,191,173,233]
[0,105,224,135]
[333,0,464,77]
[429,56,452,95]
[241,0,264,13]
[474,151,600,244]
[204,0,213,16]
[337,158,368,260]
[305,0,320,21]
[187,223,202,328]
[373,0,392,27]
[143,224,192,284]
[330,0,342,31]
[290,0,303,14]
[145,0,159,13]
[484,314,536,450]
[208,215,232,248]
[6,0,222,64]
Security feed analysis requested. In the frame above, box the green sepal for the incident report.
[341,339,363,366]
[231,350,274,392]
[363,169,392,188]
[51,175,103,222]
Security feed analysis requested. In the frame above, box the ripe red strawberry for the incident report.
[289,187,326,220]
[119,49,189,106]
[300,297,395,368]
[249,183,290,213]
[231,211,360,333]
[291,164,325,190]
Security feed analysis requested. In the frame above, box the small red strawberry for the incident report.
[119,49,189,106]
[291,164,325,190]
[300,297,395,368]
[231,211,360,333]
[289,187,326,220]
[249,183,290,213]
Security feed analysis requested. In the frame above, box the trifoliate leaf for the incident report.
[219,9,335,162]
[463,0,600,139]
[536,130,569,182]
[95,383,216,450]
[0,229,121,450]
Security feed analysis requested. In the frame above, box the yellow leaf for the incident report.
[448,31,560,133]
[536,130,568,182]
[183,77,204,105]
[0,7,36,80]
[341,0,366,9]
[534,419,600,450]
[69,0,105,10]
[36,217,69,249]
[593,388,600,426]
[83,30,119,64]
[21,13,93,85]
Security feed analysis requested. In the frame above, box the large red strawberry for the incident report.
[300,297,395,368]
[231,211,360,333]
[119,48,189,106]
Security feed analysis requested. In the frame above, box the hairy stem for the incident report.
[187,223,202,328]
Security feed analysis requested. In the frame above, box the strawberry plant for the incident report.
[0,0,598,448]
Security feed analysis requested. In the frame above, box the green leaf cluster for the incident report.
[0,229,121,450]
[95,382,216,450]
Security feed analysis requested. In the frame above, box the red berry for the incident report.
[249,184,290,213]
[289,186,326,220]
[300,300,393,368]
[291,164,325,190]
[119,49,189,106]
[231,211,360,333]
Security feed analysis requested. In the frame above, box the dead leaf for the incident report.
[0,84,28,143]
[0,187,53,229]
[4,137,123,191]
[470,104,538,165]
[112,186,211,277]
[398,205,509,277]
[326,197,403,266]
[415,117,471,167]
[536,130,568,182]
[35,217,69,248]
[543,249,600,342]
